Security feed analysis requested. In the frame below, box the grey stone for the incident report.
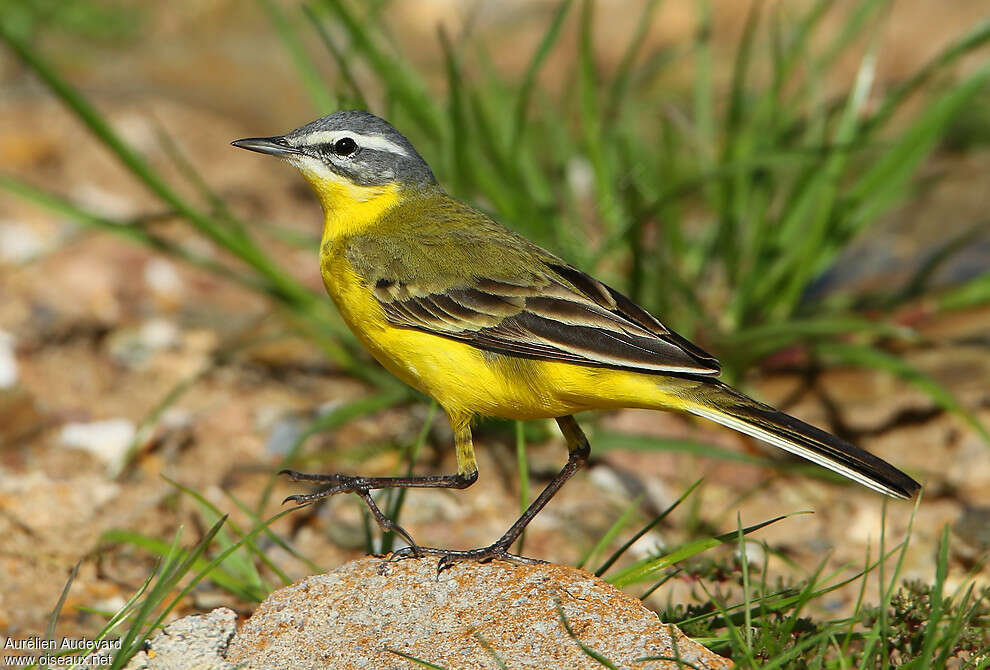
[225,556,731,670]
[125,607,238,670]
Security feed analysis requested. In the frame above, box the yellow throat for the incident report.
[300,168,401,240]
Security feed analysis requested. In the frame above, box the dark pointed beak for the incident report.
[231,136,303,157]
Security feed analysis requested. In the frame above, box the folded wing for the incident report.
[369,258,720,376]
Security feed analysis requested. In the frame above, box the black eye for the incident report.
[332,137,358,157]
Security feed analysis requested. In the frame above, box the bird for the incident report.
[232,110,920,564]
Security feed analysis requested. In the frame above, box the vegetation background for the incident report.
[0,0,988,666]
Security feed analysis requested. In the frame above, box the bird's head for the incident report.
[233,111,436,232]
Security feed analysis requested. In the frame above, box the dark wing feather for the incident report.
[345,193,719,375]
[372,260,719,375]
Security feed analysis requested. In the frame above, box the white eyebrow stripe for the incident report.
[287,130,410,158]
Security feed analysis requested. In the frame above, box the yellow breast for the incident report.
[320,243,552,417]
[312,179,685,421]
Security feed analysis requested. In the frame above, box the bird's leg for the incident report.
[279,469,478,500]
[280,415,480,552]
[391,415,591,568]
[353,488,422,556]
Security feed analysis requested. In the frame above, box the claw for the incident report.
[388,546,420,562]
[436,554,457,576]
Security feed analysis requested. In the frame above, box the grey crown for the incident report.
[286,110,437,188]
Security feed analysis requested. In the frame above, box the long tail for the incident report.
[681,379,920,499]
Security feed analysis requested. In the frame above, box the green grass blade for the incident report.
[748,30,879,319]
[864,16,990,136]
[937,272,990,311]
[255,0,336,114]
[76,565,159,665]
[226,489,321,576]
[845,63,990,239]
[473,633,510,670]
[735,516,753,650]
[555,601,620,669]
[514,420,531,556]
[890,220,990,304]
[608,513,800,588]
[0,175,262,290]
[164,476,283,594]
[111,520,218,668]
[595,478,703,577]
[711,0,764,298]
[605,0,663,120]
[386,650,450,669]
[577,0,622,236]
[224,490,315,581]
[257,388,409,513]
[116,509,294,668]
[436,26,469,195]
[152,123,248,238]
[511,0,574,147]
[593,431,858,485]
[914,525,951,667]
[674,540,906,628]
[814,0,887,76]
[101,527,259,602]
[773,39,879,316]
[0,25,356,368]
[576,494,644,570]
[692,0,715,174]
[638,567,681,601]
[380,401,438,553]
[302,3,368,108]
[723,0,762,145]
[45,558,82,646]
[318,0,443,138]
[817,341,990,443]
[718,314,914,371]
[122,360,215,476]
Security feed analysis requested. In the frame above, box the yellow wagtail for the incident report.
[233,110,920,563]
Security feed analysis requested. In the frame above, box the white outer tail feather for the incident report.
[687,406,909,499]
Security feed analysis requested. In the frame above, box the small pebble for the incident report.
[0,220,44,263]
[0,330,18,388]
[106,319,180,368]
[265,414,304,455]
[144,258,183,296]
[71,183,136,219]
[60,418,136,472]
[566,156,594,199]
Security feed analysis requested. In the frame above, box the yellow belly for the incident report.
[321,253,689,420]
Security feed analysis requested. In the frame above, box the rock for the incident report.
[125,608,238,670]
[0,386,42,447]
[105,319,180,369]
[224,557,731,670]
[59,418,136,473]
[0,220,44,263]
[70,183,137,219]
[0,329,18,388]
[143,257,183,297]
[126,559,729,669]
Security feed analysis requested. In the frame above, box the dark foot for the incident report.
[279,470,368,505]
[388,543,545,574]
[280,470,423,553]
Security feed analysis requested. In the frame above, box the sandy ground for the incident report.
[1,0,989,648]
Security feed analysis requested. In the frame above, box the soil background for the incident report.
[1,0,989,647]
